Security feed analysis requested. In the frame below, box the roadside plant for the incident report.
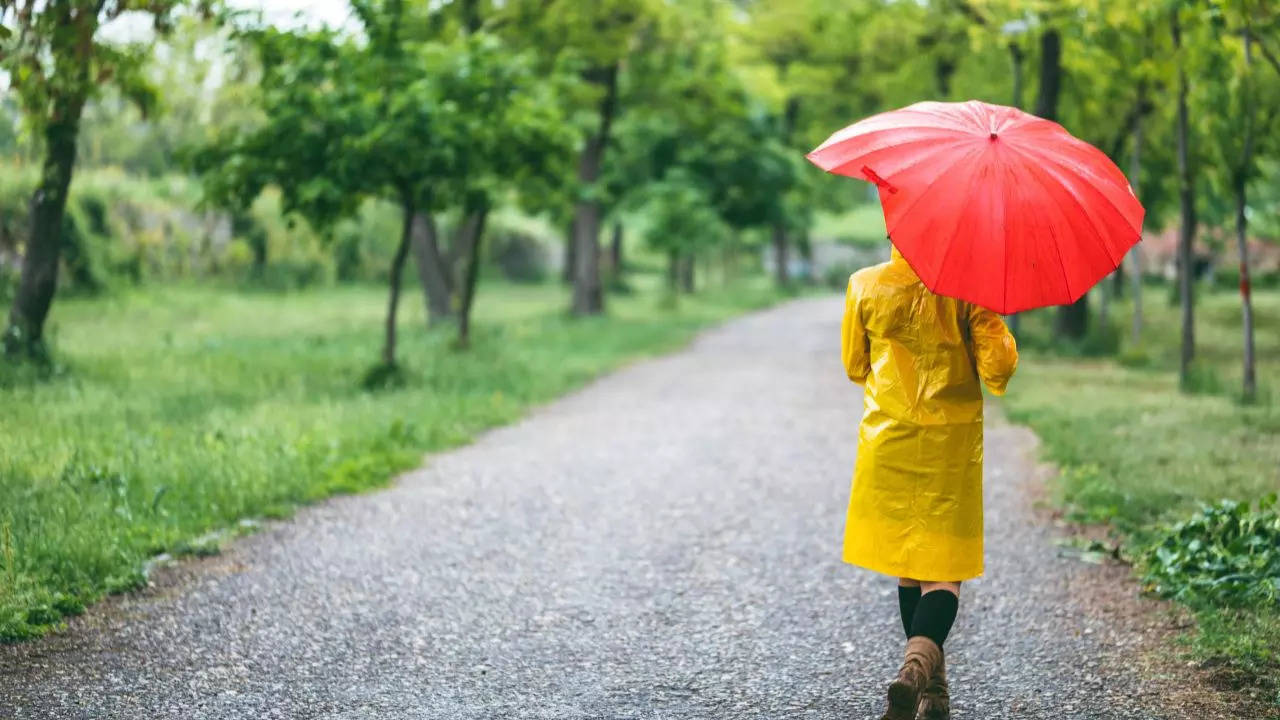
[1141,495,1280,607]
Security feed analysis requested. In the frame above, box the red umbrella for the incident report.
[806,100,1144,314]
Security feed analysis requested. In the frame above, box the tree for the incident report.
[502,0,657,316]
[1172,4,1197,387]
[1205,0,1280,402]
[0,0,209,359]
[740,0,885,288]
[195,4,569,369]
[641,172,728,298]
[1062,0,1171,342]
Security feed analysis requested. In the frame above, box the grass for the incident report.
[0,273,786,641]
[1002,285,1280,703]
[812,202,888,247]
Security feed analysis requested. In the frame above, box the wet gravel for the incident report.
[2,297,1188,719]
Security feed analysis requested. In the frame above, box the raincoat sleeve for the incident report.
[967,304,1018,395]
[841,275,871,385]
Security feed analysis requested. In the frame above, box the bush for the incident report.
[1141,495,1280,607]
[489,229,550,283]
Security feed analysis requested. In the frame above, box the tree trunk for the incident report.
[666,250,679,292]
[233,212,268,275]
[725,231,739,282]
[1173,11,1196,385]
[609,221,624,277]
[769,96,802,289]
[409,211,454,325]
[456,206,489,349]
[1033,29,1062,121]
[934,56,957,99]
[1237,32,1257,402]
[1003,41,1026,336]
[1235,186,1257,403]
[1128,107,1144,347]
[1033,28,1087,340]
[449,211,485,289]
[570,63,620,316]
[1098,269,1111,328]
[1009,42,1025,109]
[772,223,790,288]
[383,202,415,368]
[562,223,575,284]
[3,90,86,358]
[679,254,695,293]
[797,228,814,284]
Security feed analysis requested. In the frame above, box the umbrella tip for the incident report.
[989,131,998,140]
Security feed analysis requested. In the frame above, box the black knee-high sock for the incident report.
[897,585,921,638]
[909,590,959,648]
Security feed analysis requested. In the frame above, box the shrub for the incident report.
[1141,496,1280,608]
[490,229,550,283]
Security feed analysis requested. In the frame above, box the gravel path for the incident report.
[2,297,1189,719]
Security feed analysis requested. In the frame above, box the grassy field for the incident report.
[0,273,786,641]
[1003,286,1280,701]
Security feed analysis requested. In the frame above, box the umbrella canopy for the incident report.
[807,100,1144,314]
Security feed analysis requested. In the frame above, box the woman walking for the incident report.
[810,99,1141,719]
[840,245,1018,720]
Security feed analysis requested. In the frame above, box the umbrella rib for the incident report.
[880,146,986,239]
[1021,156,1123,268]
[825,136,967,178]
[929,149,988,290]
[1016,159,1079,301]
[815,126,975,158]
[1018,144,1143,239]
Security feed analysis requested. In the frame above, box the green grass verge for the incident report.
[1003,285,1280,704]
[0,274,787,641]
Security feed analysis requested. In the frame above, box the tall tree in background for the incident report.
[1207,0,1280,402]
[0,0,206,359]
[508,0,654,316]
[1172,5,1197,387]
[1033,26,1093,340]
[1232,32,1260,402]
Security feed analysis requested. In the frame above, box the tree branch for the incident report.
[1244,27,1280,78]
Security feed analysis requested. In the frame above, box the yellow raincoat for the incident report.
[841,247,1018,582]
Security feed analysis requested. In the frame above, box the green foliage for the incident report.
[195,13,572,226]
[0,1,205,136]
[641,174,729,259]
[1141,496,1280,607]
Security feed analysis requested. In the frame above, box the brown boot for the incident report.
[879,636,941,720]
[915,650,950,720]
